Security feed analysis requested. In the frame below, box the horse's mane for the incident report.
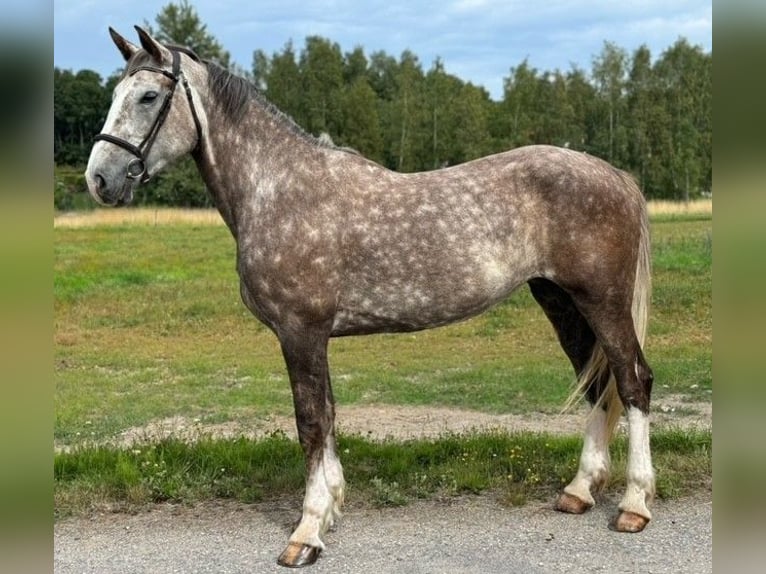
[205,61,335,149]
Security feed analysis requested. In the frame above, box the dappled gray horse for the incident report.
[86,27,655,568]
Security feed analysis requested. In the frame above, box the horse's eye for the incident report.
[140,91,158,104]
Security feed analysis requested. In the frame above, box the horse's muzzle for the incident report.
[85,169,135,207]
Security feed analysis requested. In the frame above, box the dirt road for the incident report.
[55,492,711,574]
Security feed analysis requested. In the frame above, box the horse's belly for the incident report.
[331,257,528,336]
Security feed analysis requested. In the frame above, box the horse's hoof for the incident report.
[554,492,593,515]
[277,543,321,568]
[610,510,650,533]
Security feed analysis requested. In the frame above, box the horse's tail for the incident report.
[564,177,651,438]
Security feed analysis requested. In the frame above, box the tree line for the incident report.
[54,1,711,208]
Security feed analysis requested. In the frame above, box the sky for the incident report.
[54,0,712,100]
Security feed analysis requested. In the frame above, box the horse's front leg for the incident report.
[276,324,345,568]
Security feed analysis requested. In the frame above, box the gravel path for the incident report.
[55,492,711,574]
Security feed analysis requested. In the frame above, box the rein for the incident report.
[94,50,203,182]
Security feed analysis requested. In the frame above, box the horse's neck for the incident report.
[193,97,317,235]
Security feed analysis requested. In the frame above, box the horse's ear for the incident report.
[134,25,170,64]
[109,27,138,61]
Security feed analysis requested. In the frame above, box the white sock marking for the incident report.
[619,406,655,518]
[564,406,610,505]
[290,436,345,549]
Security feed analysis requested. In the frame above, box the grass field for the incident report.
[54,203,712,514]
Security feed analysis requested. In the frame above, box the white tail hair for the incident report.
[563,180,652,438]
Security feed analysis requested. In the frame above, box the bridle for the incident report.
[94,50,203,183]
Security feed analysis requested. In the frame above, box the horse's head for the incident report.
[85,26,204,206]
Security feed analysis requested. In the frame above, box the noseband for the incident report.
[94,50,203,182]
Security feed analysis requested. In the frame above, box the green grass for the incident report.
[648,218,712,400]
[54,428,711,517]
[54,212,712,513]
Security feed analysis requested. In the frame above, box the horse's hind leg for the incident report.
[612,344,654,532]
[571,291,655,533]
[276,322,345,567]
[529,279,612,513]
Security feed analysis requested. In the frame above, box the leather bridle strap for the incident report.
[94,50,202,182]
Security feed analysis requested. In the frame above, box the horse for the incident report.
[85,26,656,568]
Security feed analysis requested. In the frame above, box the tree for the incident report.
[425,58,455,168]
[340,77,383,161]
[299,36,345,137]
[145,0,232,68]
[563,67,597,152]
[591,41,629,164]
[546,68,590,151]
[251,48,270,91]
[54,68,110,165]
[261,41,303,123]
[626,45,658,193]
[344,46,368,85]
[387,50,428,172]
[499,60,541,148]
[652,39,712,200]
[366,51,399,102]
[451,83,491,163]
[147,158,213,207]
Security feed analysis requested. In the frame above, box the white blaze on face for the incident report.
[85,75,153,192]
[85,80,129,194]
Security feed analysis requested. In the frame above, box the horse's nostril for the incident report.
[95,174,106,191]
